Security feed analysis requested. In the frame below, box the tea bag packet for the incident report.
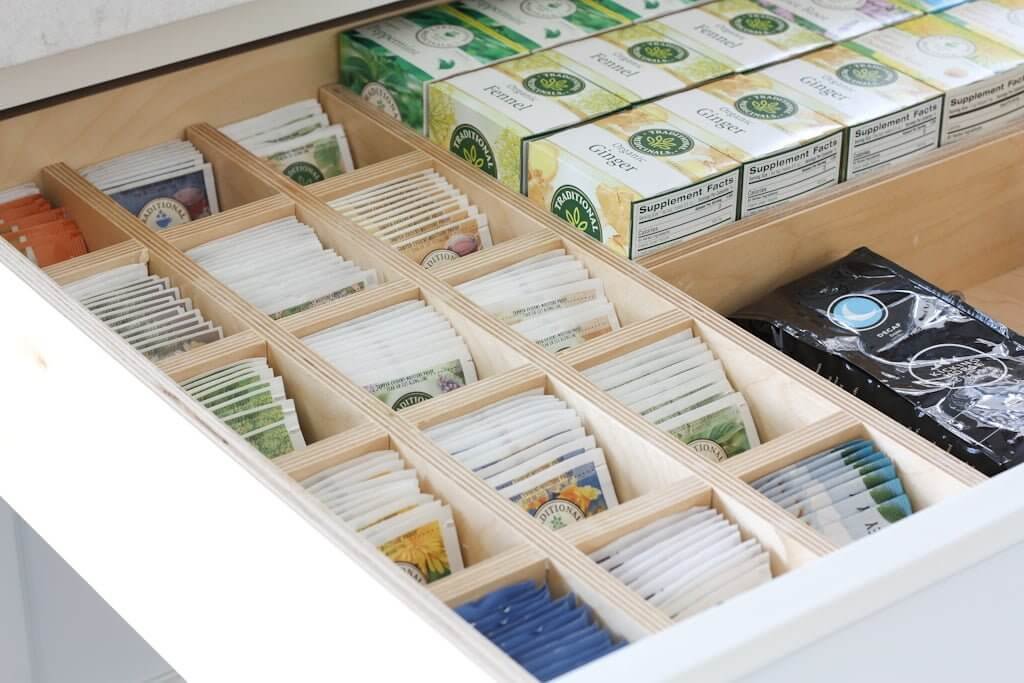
[456,249,622,352]
[426,390,620,530]
[185,217,378,319]
[80,140,219,230]
[754,439,916,545]
[328,170,494,267]
[220,100,355,185]
[301,449,465,584]
[454,580,625,681]
[0,183,88,267]
[590,506,771,621]
[302,300,478,410]
[180,357,307,458]
[583,331,761,460]
[63,263,224,361]
[732,246,1024,476]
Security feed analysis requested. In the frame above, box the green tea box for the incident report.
[527,104,742,258]
[762,44,942,178]
[339,6,528,133]
[943,0,1024,52]
[447,0,629,50]
[752,0,920,42]
[654,0,831,72]
[547,22,733,104]
[846,15,1024,145]
[587,0,722,21]
[659,73,845,217]
[428,52,630,192]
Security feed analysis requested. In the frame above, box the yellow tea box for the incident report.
[654,0,831,72]
[942,0,1024,52]
[339,6,527,134]
[547,22,733,104]
[447,0,630,51]
[846,15,1024,145]
[753,0,920,42]
[526,104,742,258]
[659,73,845,217]
[428,52,630,192]
[762,45,942,178]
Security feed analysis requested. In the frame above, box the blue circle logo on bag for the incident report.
[551,185,601,241]
[729,13,789,35]
[523,71,586,97]
[735,93,798,120]
[450,124,497,178]
[627,40,689,64]
[827,294,888,331]
[837,62,898,87]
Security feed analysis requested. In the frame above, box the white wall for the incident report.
[0,497,178,683]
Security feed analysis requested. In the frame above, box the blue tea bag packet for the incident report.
[453,580,537,622]
[496,602,588,648]
[509,621,603,663]
[472,587,552,633]
[532,640,628,681]
[484,593,576,639]
[519,627,612,671]
[500,609,592,656]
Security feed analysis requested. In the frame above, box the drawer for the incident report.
[2,6,1022,682]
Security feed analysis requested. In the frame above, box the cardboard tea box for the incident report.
[654,0,831,72]
[659,73,845,217]
[762,44,943,178]
[590,0,719,20]
[548,22,733,104]
[447,0,629,51]
[899,0,967,13]
[846,14,1024,145]
[428,52,630,192]
[526,103,742,258]
[942,0,1024,52]
[752,0,921,41]
[339,6,528,133]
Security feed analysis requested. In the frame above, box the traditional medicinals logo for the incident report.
[361,82,402,120]
[416,24,474,48]
[396,562,428,584]
[827,294,888,331]
[138,198,191,230]
[729,13,789,36]
[551,185,601,241]
[520,0,576,18]
[837,62,898,87]
[535,499,585,530]
[522,71,586,97]
[917,35,977,58]
[690,439,729,463]
[627,40,689,64]
[283,161,324,185]
[628,128,695,156]
[392,391,433,411]
[421,249,461,268]
[735,93,798,120]
[449,123,497,177]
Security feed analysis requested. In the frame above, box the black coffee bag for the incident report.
[732,247,1024,476]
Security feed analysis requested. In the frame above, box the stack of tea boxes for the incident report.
[340,0,1024,259]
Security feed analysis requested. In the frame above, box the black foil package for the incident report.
[732,247,1024,476]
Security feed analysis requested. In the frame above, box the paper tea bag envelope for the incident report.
[339,6,528,133]
[447,0,630,51]
[549,22,734,104]
[752,0,920,42]
[942,0,1024,53]
[655,0,831,72]
[846,14,1024,145]
[428,52,630,191]
[659,72,844,218]
[762,45,943,179]
[528,103,741,259]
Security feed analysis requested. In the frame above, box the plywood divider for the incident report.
[430,546,548,607]
[559,309,694,370]
[162,195,296,252]
[157,330,266,381]
[278,280,421,339]
[187,132,283,210]
[39,172,144,253]
[432,232,566,286]
[309,151,437,200]
[43,240,148,285]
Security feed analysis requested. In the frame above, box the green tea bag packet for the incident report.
[780,464,898,516]
[248,125,354,185]
[361,502,466,584]
[205,378,286,418]
[502,450,619,529]
[655,0,830,72]
[800,477,906,527]
[750,439,872,490]
[943,0,1024,52]
[340,6,529,132]
[755,445,880,499]
[219,99,323,139]
[428,51,630,192]
[846,14,1024,145]
[768,455,891,506]
[448,0,629,52]
[816,495,913,545]
[761,45,943,180]
[659,393,761,460]
[180,358,270,392]
[354,352,479,411]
